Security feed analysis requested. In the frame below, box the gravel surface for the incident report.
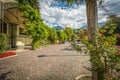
[0,42,90,80]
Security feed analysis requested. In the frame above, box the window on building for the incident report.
[0,21,7,34]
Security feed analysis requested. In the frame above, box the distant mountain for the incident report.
[53,26,64,30]
[99,22,106,27]
[77,22,105,29]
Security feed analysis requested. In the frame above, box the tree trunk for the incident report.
[86,0,98,80]
[86,0,98,44]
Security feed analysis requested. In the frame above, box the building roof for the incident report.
[0,0,17,3]
[4,7,27,24]
[0,0,27,24]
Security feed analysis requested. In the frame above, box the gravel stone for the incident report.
[0,42,90,80]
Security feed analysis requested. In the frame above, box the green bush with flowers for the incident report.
[72,23,120,80]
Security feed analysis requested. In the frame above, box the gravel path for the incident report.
[0,42,90,80]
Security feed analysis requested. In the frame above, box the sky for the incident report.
[39,0,120,29]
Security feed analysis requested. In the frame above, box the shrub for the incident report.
[0,34,6,53]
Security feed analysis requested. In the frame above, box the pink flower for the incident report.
[118,34,120,38]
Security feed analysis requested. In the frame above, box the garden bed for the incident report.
[0,52,16,58]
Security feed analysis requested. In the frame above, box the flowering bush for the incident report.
[72,23,120,79]
[0,51,16,58]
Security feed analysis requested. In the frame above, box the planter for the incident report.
[0,51,16,58]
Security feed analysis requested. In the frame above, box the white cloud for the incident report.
[39,0,120,29]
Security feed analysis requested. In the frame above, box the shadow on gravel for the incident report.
[60,46,75,51]
[60,47,74,51]
[38,54,89,58]
[0,67,12,80]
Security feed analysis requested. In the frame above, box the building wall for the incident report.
[0,21,17,49]
[0,21,32,50]
[0,2,32,50]
[16,24,32,46]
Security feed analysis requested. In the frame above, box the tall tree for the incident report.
[55,0,103,80]
[86,1,99,80]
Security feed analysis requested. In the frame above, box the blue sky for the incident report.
[39,0,120,29]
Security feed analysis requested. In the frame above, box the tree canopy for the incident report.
[64,27,74,40]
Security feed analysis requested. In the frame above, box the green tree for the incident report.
[18,0,39,10]
[55,0,104,79]
[25,21,49,49]
[106,15,120,34]
[48,28,58,44]
[18,2,49,49]
[77,29,87,42]
[100,15,120,45]
[64,27,74,41]
[57,30,67,43]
